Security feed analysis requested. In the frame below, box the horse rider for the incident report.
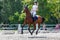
[30,1,38,21]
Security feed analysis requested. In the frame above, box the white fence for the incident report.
[0,24,56,30]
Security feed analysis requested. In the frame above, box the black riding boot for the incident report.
[33,17,36,22]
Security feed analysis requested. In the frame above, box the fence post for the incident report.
[43,24,47,30]
[36,23,38,30]
[18,24,21,34]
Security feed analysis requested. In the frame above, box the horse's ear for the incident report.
[23,5,25,8]
[25,4,28,8]
[26,4,28,7]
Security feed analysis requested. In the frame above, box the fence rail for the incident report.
[0,24,56,30]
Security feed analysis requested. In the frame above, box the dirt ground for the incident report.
[0,30,60,40]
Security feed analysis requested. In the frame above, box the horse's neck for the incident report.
[26,13,31,17]
[26,9,32,18]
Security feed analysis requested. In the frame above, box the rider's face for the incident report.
[34,3,37,5]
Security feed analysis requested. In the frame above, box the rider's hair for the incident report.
[34,1,38,5]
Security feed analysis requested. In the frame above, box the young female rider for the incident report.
[30,2,38,21]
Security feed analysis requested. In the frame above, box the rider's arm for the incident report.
[36,6,38,11]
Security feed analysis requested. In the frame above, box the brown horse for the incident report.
[21,5,45,35]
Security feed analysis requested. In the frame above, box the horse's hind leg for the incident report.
[36,23,40,35]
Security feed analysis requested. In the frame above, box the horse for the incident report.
[21,5,45,35]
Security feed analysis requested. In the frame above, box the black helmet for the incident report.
[34,1,37,3]
[34,0,38,3]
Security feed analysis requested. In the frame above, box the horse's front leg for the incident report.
[21,24,24,34]
[21,21,26,34]
[31,23,36,35]
[28,24,32,35]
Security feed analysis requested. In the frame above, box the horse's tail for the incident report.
[41,17,45,23]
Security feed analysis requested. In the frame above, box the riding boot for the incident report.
[32,17,34,22]
[33,18,36,22]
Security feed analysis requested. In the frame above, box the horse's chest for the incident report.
[26,19,33,23]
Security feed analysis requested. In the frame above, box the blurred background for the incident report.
[0,0,60,24]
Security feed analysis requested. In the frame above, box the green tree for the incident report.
[1,0,23,23]
[0,0,3,23]
[38,0,59,24]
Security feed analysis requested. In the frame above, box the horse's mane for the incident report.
[25,6,32,16]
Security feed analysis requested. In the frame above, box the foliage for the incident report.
[19,12,26,24]
[8,12,19,24]
[8,11,26,24]
[38,0,60,24]
[0,0,23,23]
[0,0,60,24]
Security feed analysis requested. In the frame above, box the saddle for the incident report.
[32,16,38,22]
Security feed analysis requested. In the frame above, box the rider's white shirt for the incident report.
[31,5,38,17]
[32,5,38,12]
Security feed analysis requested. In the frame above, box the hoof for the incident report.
[21,31,23,34]
[45,29,47,30]
[36,32,38,35]
[21,33,23,34]
[31,33,33,35]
